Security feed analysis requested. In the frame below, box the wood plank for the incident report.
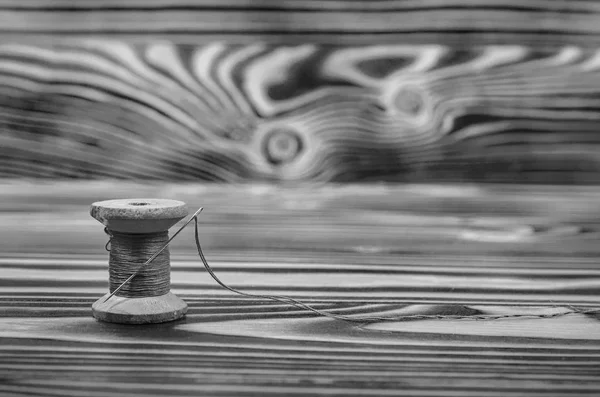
[0,0,596,46]
[1,183,600,395]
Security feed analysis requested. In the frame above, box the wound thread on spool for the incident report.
[90,199,189,324]
[109,231,171,298]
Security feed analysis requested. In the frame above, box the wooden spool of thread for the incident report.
[90,199,189,324]
[86,199,600,325]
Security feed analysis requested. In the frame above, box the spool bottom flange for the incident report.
[92,292,188,324]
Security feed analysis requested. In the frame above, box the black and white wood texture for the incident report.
[1,182,600,396]
[2,1,600,182]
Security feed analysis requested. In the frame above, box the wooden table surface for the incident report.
[1,181,600,396]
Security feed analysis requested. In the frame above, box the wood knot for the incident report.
[263,127,303,166]
[393,85,426,116]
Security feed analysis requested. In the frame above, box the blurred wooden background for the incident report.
[2,0,600,182]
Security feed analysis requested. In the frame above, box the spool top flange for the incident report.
[90,198,188,233]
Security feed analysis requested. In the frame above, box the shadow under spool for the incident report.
[90,199,189,324]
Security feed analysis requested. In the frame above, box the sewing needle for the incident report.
[103,207,204,303]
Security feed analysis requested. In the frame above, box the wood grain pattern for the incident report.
[0,0,598,47]
[2,40,600,182]
[1,182,600,395]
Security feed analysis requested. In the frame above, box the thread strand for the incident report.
[101,210,600,323]
[192,217,600,323]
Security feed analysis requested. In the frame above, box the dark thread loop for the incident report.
[104,227,112,252]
